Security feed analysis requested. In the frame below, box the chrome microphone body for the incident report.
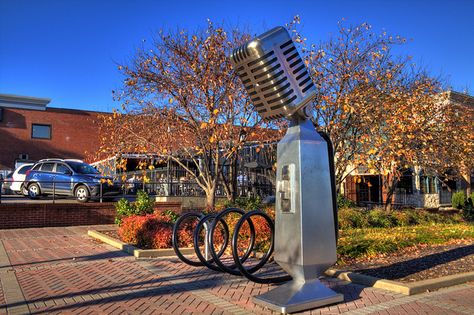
[230,26,343,313]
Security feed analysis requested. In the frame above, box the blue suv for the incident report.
[24,159,121,202]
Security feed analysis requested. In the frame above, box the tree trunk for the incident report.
[462,168,472,196]
[218,167,233,202]
[384,174,397,210]
[205,185,216,210]
[231,154,238,202]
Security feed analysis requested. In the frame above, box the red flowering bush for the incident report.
[117,206,275,251]
[118,210,182,249]
[118,214,148,245]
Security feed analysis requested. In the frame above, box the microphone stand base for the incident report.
[253,279,343,314]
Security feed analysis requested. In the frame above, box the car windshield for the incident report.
[66,162,99,174]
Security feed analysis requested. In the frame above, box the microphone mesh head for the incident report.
[230,26,316,120]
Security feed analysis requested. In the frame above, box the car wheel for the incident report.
[28,183,41,199]
[21,185,28,196]
[75,185,90,202]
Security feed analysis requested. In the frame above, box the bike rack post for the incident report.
[52,181,55,204]
[100,182,103,203]
[203,221,210,261]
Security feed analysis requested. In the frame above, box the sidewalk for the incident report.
[0,226,472,314]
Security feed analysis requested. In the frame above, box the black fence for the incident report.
[0,179,274,203]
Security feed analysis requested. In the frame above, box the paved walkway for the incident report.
[0,226,472,314]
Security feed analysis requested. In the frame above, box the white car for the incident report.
[11,163,34,195]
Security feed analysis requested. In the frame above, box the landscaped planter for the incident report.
[88,230,194,258]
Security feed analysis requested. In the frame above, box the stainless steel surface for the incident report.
[274,119,338,281]
[230,27,316,120]
[253,279,343,314]
[229,26,341,313]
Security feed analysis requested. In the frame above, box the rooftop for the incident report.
[0,93,51,111]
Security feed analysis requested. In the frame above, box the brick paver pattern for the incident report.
[0,225,472,314]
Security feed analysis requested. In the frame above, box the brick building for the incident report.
[0,94,107,173]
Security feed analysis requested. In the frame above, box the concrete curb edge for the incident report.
[87,230,194,258]
[325,268,474,295]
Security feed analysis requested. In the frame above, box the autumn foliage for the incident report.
[98,20,281,208]
[118,211,185,249]
[99,17,473,208]
[287,17,473,204]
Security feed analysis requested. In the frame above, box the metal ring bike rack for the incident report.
[172,207,292,284]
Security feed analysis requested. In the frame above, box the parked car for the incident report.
[0,172,13,195]
[24,159,121,202]
[10,163,34,195]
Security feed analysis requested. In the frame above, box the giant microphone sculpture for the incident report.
[229,26,343,313]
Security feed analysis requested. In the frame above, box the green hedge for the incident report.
[338,207,463,230]
[452,191,466,209]
[115,190,155,225]
[463,192,474,221]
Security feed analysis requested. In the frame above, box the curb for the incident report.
[87,230,194,258]
[325,268,474,295]
[88,230,137,255]
[134,247,195,258]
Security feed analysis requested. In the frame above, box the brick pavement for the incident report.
[0,226,472,314]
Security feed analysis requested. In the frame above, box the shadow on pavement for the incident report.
[356,244,474,280]
[1,257,363,314]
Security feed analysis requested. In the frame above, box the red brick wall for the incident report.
[0,202,182,229]
[0,107,107,169]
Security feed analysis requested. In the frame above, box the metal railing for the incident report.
[0,179,122,204]
[0,179,275,204]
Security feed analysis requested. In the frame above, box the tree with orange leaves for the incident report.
[97,21,280,209]
[290,17,472,206]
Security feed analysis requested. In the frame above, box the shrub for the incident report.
[134,190,155,214]
[221,196,263,211]
[463,193,474,221]
[391,211,410,226]
[337,194,356,209]
[367,208,396,228]
[452,191,466,209]
[338,208,368,229]
[161,209,180,223]
[118,214,147,245]
[115,190,155,225]
[338,207,463,230]
[118,213,179,249]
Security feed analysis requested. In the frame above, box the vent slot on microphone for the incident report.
[247,51,274,67]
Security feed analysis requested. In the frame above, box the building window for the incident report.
[420,176,438,194]
[32,124,51,139]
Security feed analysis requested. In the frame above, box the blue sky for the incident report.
[1,0,473,112]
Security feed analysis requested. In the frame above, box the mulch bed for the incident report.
[98,228,473,283]
[339,239,474,283]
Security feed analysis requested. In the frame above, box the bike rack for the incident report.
[172,207,292,284]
